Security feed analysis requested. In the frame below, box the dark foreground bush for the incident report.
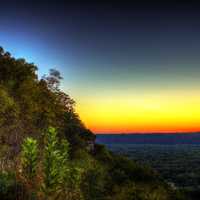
[0,172,27,200]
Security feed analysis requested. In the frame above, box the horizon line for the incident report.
[94,131,200,135]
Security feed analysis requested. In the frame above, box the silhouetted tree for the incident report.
[42,69,63,93]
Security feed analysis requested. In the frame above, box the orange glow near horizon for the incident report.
[75,89,200,134]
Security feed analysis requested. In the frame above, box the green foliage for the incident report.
[0,171,29,200]
[0,47,95,163]
[0,172,17,200]
[43,127,63,194]
[109,154,159,185]
[109,182,171,200]
[82,163,107,200]
[42,127,83,200]
[60,164,83,200]
[19,127,83,200]
[21,137,38,180]
[0,87,19,146]
[94,144,113,163]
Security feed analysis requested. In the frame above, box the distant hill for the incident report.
[96,133,200,145]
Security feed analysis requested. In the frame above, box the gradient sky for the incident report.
[1,1,200,133]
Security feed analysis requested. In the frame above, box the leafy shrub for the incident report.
[82,163,107,200]
[0,172,22,200]
[21,137,38,180]
[93,144,113,163]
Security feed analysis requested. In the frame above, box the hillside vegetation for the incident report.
[0,47,186,200]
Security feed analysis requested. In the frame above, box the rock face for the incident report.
[86,140,95,152]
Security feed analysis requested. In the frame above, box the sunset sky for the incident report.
[1,1,200,133]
